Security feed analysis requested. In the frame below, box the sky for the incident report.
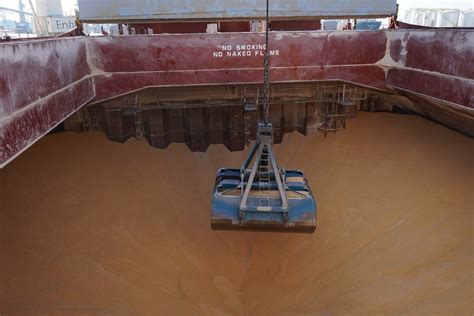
[0,0,472,18]
[0,0,77,16]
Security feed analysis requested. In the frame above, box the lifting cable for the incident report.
[262,0,271,126]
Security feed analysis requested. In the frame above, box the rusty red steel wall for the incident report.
[129,22,209,34]
[88,31,388,103]
[270,20,321,31]
[0,29,473,168]
[386,30,473,107]
[0,38,95,168]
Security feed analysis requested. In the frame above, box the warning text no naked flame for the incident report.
[213,44,280,58]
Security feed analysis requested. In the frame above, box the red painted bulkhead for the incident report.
[0,29,472,168]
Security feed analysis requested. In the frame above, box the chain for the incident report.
[262,0,270,125]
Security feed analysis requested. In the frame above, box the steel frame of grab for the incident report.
[238,123,289,221]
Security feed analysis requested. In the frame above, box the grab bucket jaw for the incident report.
[211,168,317,233]
[210,123,317,233]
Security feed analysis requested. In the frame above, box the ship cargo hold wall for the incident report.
[0,29,473,169]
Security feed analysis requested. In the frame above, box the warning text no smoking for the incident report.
[212,44,280,58]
